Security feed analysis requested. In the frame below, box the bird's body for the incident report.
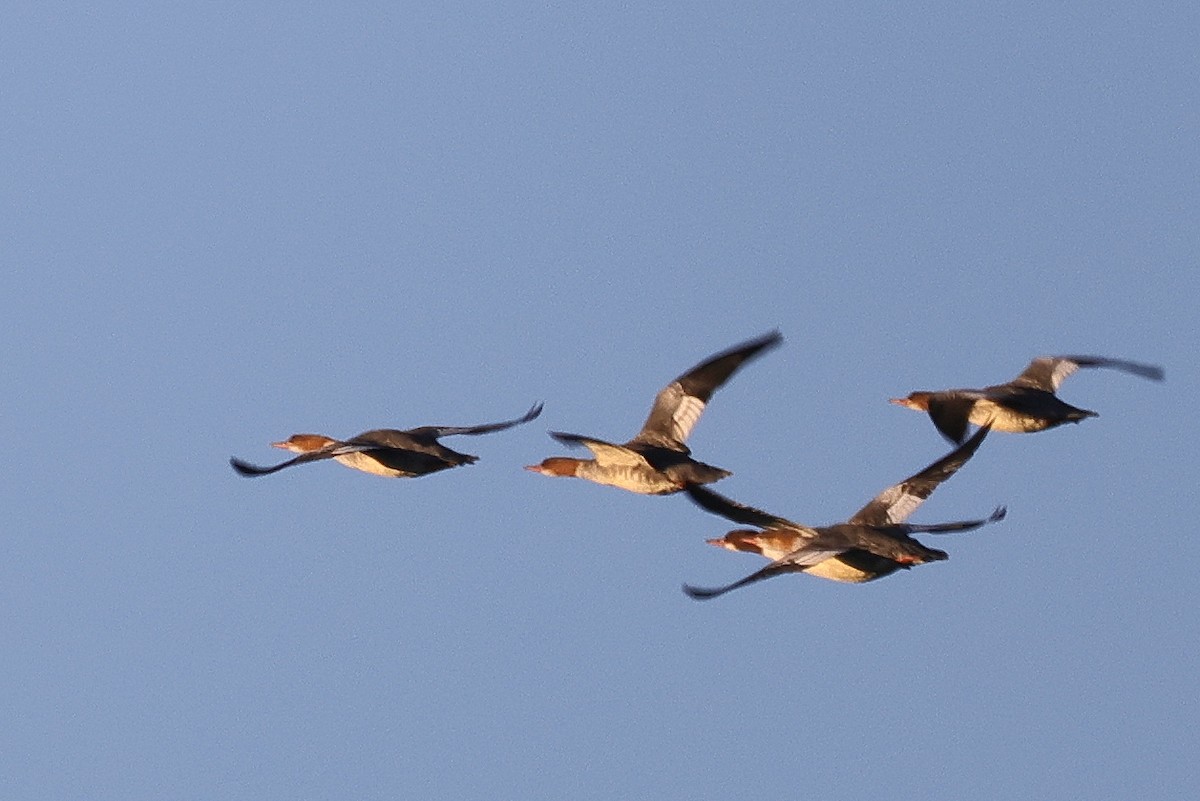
[707,526,941,584]
[684,424,1004,598]
[526,331,782,494]
[230,403,543,479]
[539,451,729,495]
[892,355,1163,444]
[275,430,481,478]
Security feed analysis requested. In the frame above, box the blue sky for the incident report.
[3,3,1197,799]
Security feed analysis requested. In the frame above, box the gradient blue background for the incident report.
[4,3,1196,799]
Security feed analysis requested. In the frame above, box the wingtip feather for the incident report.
[682,583,721,601]
[229,457,265,477]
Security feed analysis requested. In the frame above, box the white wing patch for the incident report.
[885,491,923,524]
[671,395,707,442]
[870,484,923,524]
[1048,358,1081,391]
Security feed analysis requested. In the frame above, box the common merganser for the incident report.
[230,403,543,479]
[682,424,1003,599]
[525,331,782,494]
[891,355,1163,444]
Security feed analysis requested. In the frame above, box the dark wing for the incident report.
[683,537,845,600]
[925,395,979,445]
[683,484,796,530]
[898,505,1007,534]
[632,330,782,449]
[406,402,543,440]
[1011,356,1164,392]
[849,424,992,526]
[549,431,650,467]
[683,562,807,600]
[229,447,342,477]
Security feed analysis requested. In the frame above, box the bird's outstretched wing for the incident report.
[407,402,544,440]
[633,330,782,449]
[683,484,796,530]
[549,431,650,467]
[683,556,829,601]
[1011,356,1164,392]
[229,444,345,477]
[897,505,1007,534]
[849,424,992,525]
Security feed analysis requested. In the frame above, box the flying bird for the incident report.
[682,424,1004,599]
[525,331,782,494]
[890,355,1163,445]
[230,403,543,479]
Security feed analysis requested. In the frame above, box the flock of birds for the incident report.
[231,332,1163,600]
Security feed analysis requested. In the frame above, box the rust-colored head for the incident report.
[524,457,582,477]
[272,433,338,453]
[706,528,804,561]
[889,391,933,411]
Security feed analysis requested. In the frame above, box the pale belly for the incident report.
[572,459,681,494]
[334,452,411,478]
[967,400,1051,433]
[802,558,876,583]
